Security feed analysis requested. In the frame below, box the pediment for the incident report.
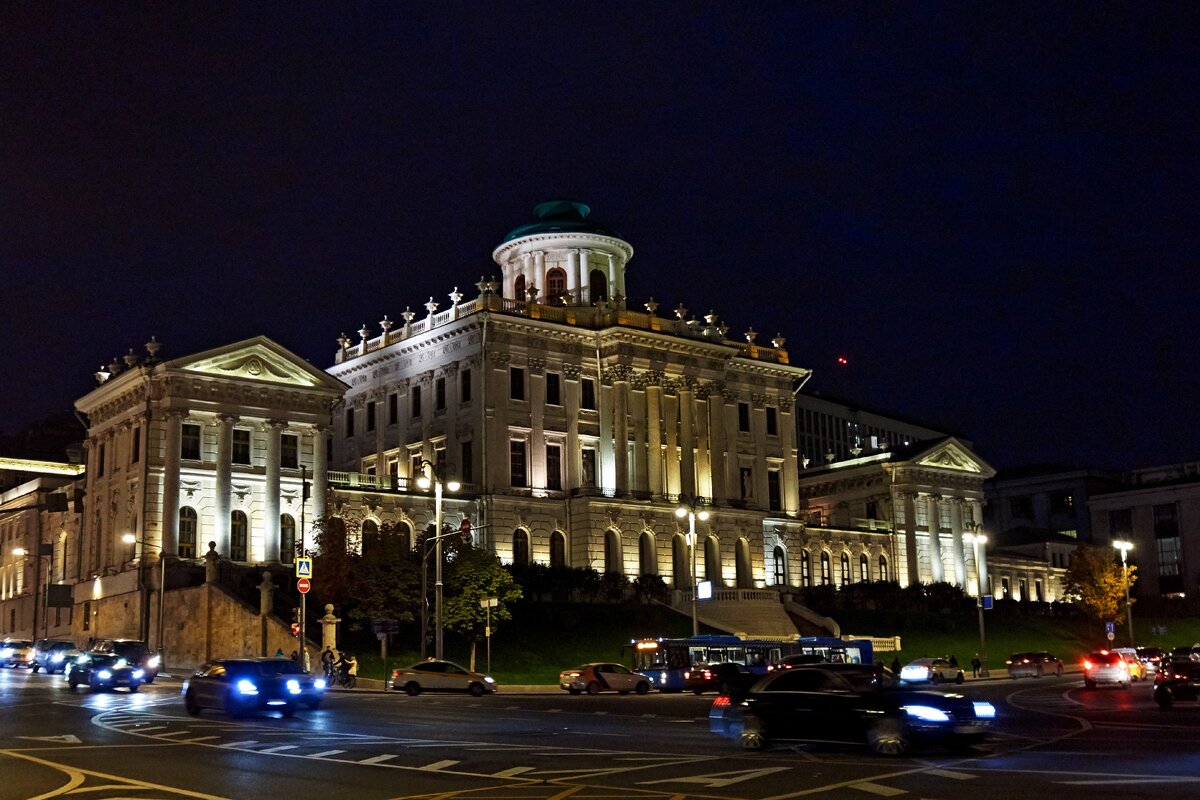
[915,440,991,475]
[170,337,342,391]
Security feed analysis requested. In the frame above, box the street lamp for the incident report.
[122,533,167,653]
[675,495,709,637]
[416,459,459,660]
[1113,539,1134,648]
[963,530,988,677]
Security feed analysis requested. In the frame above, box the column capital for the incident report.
[215,414,239,427]
[265,419,289,431]
[165,408,188,421]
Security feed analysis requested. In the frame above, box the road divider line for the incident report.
[925,769,975,780]
[359,754,397,765]
[851,782,907,796]
[259,745,299,753]
[309,749,346,758]
[221,740,259,748]
[420,760,460,771]
[492,766,534,777]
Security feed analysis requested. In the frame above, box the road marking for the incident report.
[309,749,346,758]
[259,744,300,753]
[16,735,81,744]
[492,766,535,777]
[359,754,397,764]
[639,766,791,788]
[925,768,975,780]
[154,730,195,738]
[420,759,460,771]
[1059,777,1200,785]
[850,781,907,796]
[178,736,220,744]
[221,740,259,748]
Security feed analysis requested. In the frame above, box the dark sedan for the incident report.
[66,652,144,692]
[1153,661,1200,710]
[184,658,325,717]
[710,665,995,755]
[684,662,761,695]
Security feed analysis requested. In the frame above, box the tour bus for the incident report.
[630,634,875,692]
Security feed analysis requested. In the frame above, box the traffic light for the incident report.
[460,518,472,540]
[290,608,300,636]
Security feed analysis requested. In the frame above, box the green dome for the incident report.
[501,200,624,243]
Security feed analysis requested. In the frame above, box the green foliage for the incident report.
[346,521,421,626]
[1062,545,1137,623]
[309,516,357,610]
[441,539,523,641]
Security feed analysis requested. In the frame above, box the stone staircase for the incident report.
[670,589,839,638]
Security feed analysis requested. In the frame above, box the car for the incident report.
[1136,647,1166,676]
[900,657,964,685]
[774,653,828,669]
[390,659,497,696]
[683,662,758,696]
[1006,651,1064,679]
[1112,648,1146,681]
[1166,644,1200,665]
[560,662,651,695]
[1083,650,1130,689]
[32,640,79,673]
[184,658,325,717]
[90,639,160,683]
[66,651,144,692]
[1,639,35,668]
[709,664,995,755]
[1152,661,1200,710]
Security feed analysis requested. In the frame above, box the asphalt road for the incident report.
[2,665,1198,800]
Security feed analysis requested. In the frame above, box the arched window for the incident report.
[280,515,295,563]
[396,520,414,551]
[513,529,530,565]
[549,530,566,567]
[361,519,380,558]
[672,534,690,587]
[604,529,622,574]
[735,538,753,588]
[514,274,526,301]
[801,550,812,587]
[820,552,831,585]
[546,267,567,302]
[859,553,869,582]
[230,511,248,562]
[178,507,197,559]
[879,555,889,582]
[705,535,721,585]
[840,552,850,586]
[773,545,787,586]
[639,531,657,576]
[589,269,608,303]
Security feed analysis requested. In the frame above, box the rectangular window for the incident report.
[411,386,422,418]
[460,441,473,483]
[345,407,355,438]
[1035,580,1045,601]
[460,369,472,403]
[546,444,562,490]
[1008,495,1033,519]
[1050,492,1074,516]
[281,434,299,469]
[546,373,561,406]
[581,378,596,410]
[435,377,446,410]
[766,407,778,437]
[97,442,106,477]
[367,402,376,432]
[131,426,141,464]
[767,469,782,511]
[232,429,251,465]
[1109,508,1133,538]
[581,448,597,487]
[388,393,398,424]
[510,367,526,401]
[82,600,91,631]
[509,440,528,487]
[410,452,423,481]
[435,445,447,478]
[738,402,750,432]
[387,458,399,478]
[365,463,376,476]
[181,423,201,460]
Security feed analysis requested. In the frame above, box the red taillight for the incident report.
[712,695,731,708]
[1083,661,1092,670]
[1022,659,1031,664]
[684,671,692,680]
[1005,660,1013,665]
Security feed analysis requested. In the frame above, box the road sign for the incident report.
[1105,621,1115,634]
[297,577,311,594]
[982,594,994,610]
[1106,631,1115,641]
[296,557,312,579]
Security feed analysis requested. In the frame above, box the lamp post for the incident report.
[122,533,166,652]
[675,495,709,637]
[1113,539,1134,648]
[416,459,459,660]
[963,530,988,677]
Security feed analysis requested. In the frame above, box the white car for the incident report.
[900,657,965,685]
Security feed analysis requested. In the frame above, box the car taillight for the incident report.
[684,671,692,680]
[712,695,731,708]
[1022,659,1031,664]
[1005,660,1013,665]
[1083,661,1092,670]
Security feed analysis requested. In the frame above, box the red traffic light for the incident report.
[460,518,472,538]
[290,623,300,637]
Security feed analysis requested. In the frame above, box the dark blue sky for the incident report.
[2,2,1197,470]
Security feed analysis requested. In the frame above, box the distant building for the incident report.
[984,465,1122,546]
[795,393,949,468]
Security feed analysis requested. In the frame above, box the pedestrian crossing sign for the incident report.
[295,557,313,578]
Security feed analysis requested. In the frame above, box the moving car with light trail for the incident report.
[390,659,497,696]
[66,652,144,691]
[1,639,35,668]
[1005,651,1064,679]
[32,640,79,674]
[560,662,651,695]
[900,657,964,685]
[184,658,325,717]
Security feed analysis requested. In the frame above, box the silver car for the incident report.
[1006,651,1064,679]
[900,657,964,685]
[1083,650,1130,689]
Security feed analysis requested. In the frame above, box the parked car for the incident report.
[1006,651,1064,679]
[90,639,160,683]
[184,658,324,717]
[390,659,497,696]
[560,662,651,695]
[900,657,964,685]
[683,662,759,696]
[1152,661,1200,709]
[1083,650,1130,689]
[1,639,35,668]
[32,640,79,673]
[66,651,144,692]
[710,665,995,755]
[1136,647,1166,675]
[1111,648,1146,681]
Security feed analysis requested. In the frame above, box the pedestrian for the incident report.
[949,654,959,668]
[321,645,336,681]
[290,649,300,664]
[274,647,284,658]
[890,657,902,675]
[970,654,982,678]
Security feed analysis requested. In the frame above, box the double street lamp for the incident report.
[1113,539,1135,648]
[416,459,459,660]
[675,495,709,637]
[122,533,167,652]
[963,529,989,677]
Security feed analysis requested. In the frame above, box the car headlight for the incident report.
[98,670,113,680]
[147,655,161,668]
[51,654,64,662]
[484,676,496,683]
[904,705,951,722]
[115,658,128,668]
[1,648,12,658]
[973,701,996,719]
[133,669,145,680]
[237,679,259,695]
[314,678,326,690]
[287,679,302,695]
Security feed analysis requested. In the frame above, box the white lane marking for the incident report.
[359,754,397,765]
[850,782,906,796]
[259,744,300,753]
[309,749,346,758]
[178,736,220,744]
[640,766,792,788]
[492,766,534,777]
[221,740,259,748]
[16,735,83,744]
[593,711,608,715]
[925,768,975,780]
[420,760,460,771]
[152,730,194,738]
[1059,777,1200,785]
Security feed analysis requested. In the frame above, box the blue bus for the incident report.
[630,634,875,692]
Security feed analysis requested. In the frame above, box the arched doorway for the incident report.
[550,531,566,567]
[514,274,526,301]
[672,534,690,587]
[589,269,608,303]
[705,535,721,586]
[546,267,567,303]
[735,538,753,588]
[361,519,380,558]
[512,529,531,565]
[604,529,623,574]
[772,545,787,586]
[639,531,657,576]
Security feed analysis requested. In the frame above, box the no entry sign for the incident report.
[297,578,311,594]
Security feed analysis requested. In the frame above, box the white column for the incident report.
[613,375,630,495]
[577,250,588,301]
[567,250,581,303]
[264,421,284,562]
[678,381,696,497]
[631,385,648,495]
[663,390,680,495]
[311,424,329,522]
[646,382,663,496]
[534,251,546,298]
[926,494,944,583]
[903,491,919,586]
[161,411,183,556]
[214,415,236,556]
[950,498,967,587]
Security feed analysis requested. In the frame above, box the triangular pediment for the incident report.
[169,337,345,391]
[913,438,994,476]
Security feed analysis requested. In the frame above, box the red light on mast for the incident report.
[837,356,848,365]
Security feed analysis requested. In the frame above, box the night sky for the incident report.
[2,3,1197,470]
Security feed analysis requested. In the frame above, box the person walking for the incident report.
[321,646,336,681]
[970,654,982,678]
[890,657,902,675]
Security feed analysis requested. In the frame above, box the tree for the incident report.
[441,540,523,671]
[1062,546,1137,623]
[309,516,358,610]
[347,521,422,628]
